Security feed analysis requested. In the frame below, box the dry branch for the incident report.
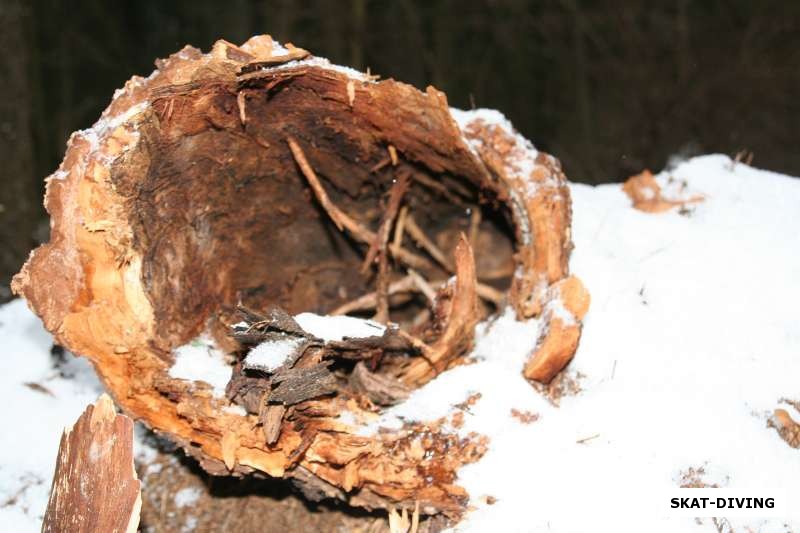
[404,214,455,273]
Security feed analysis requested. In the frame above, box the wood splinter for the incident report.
[43,394,141,533]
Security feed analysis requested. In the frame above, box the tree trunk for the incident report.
[0,0,40,300]
[14,36,585,517]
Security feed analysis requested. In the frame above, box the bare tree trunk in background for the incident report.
[349,0,366,70]
[0,1,40,300]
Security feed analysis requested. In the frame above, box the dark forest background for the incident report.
[1,0,798,298]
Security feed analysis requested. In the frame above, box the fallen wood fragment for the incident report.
[770,409,800,448]
[623,169,705,213]
[524,276,591,383]
[404,214,455,273]
[43,394,141,533]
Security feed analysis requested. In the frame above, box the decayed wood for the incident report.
[523,276,591,383]
[770,409,800,449]
[350,362,410,406]
[43,394,141,533]
[402,236,480,386]
[623,169,704,213]
[13,34,585,517]
[261,404,287,445]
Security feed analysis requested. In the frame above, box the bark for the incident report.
[14,36,585,517]
[43,394,141,533]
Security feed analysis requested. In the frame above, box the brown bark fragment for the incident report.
[269,364,338,405]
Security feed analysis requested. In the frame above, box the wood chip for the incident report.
[268,364,338,405]
[237,91,247,125]
[24,381,55,397]
[260,403,286,445]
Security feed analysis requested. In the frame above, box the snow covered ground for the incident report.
[430,155,800,532]
[0,299,105,530]
[1,155,798,532]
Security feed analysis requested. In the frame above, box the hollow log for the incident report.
[13,36,584,517]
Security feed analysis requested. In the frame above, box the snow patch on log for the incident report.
[74,101,149,158]
[244,337,305,372]
[168,335,231,398]
[241,313,387,372]
[257,55,376,82]
[293,312,386,342]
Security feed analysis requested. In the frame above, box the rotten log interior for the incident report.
[14,36,579,517]
[138,76,514,351]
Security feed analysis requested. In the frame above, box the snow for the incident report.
[293,312,386,342]
[174,486,202,508]
[168,335,231,398]
[74,101,148,156]
[2,154,799,531]
[258,55,374,82]
[222,404,248,416]
[450,155,800,531]
[244,337,304,372]
[0,299,104,531]
[356,309,540,436]
[545,290,577,326]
